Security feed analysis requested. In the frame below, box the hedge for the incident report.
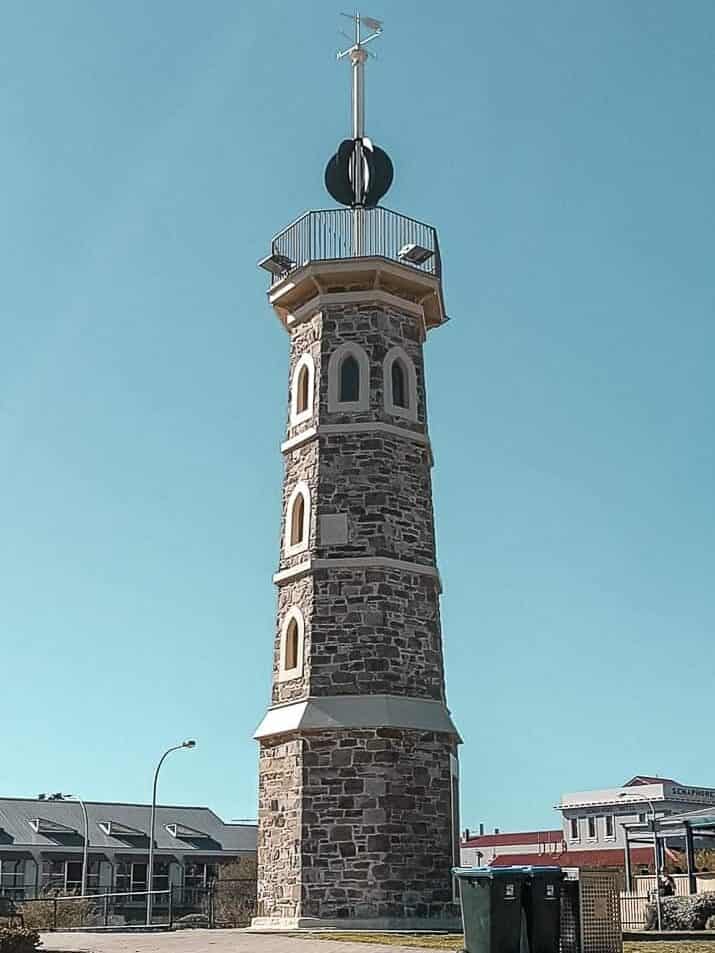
[646,892,715,930]
[0,928,40,953]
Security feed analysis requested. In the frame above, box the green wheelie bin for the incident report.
[521,866,565,953]
[453,866,530,953]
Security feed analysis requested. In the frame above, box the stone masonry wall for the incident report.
[317,430,436,565]
[309,567,446,701]
[300,727,457,921]
[256,736,303,919]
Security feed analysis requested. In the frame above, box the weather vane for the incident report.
[324,12,394,209]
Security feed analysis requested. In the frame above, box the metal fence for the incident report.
[268,207,442,284]
[5,879,256,931]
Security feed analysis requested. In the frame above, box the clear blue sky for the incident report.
[2,0,714,833]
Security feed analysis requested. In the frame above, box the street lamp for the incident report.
[619,793,662,930]
[146,740,196,925]
[38,793,89,897]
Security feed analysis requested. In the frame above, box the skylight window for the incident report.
[28,817,77,835]
[98,820,145,837]
[166,823,207,839]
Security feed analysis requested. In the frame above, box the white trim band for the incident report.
[254,693,461,740]
[272,556,441,590]
[280,427,318,454]
[281,422,431,455]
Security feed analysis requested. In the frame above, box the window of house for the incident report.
[42,859,66,892]
[327,343,370,412]
[184,861,217,891]
[570,818,579,840]
[279,608,305,681]
[605,815,615,838]
[116,861,148,901]
[0,859,25,900]
[66,861,83,893]
[383,346,418,421]
[41,858,100,896]
[285,483,310,555]
[587,816,596,839]
[290,353,315,425]
[340,356,360,402]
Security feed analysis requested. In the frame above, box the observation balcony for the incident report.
[260,207,446,331]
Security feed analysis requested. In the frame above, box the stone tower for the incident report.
[252,15,461,931]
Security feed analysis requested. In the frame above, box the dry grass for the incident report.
[310,938,715,952]
[309,933,463,949]
[624,945,715,953]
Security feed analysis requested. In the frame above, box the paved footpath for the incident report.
[39,929,446,953]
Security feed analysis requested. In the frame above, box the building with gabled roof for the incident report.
[0,796,256,909]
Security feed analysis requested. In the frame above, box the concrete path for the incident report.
[39,928,454,953]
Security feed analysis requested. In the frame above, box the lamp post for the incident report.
[619,793,662,930]
[146,740,196,926]
[39,793,89,896]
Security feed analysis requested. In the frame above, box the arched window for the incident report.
[279,608,305,681]
[296,365,309,413]
[285,482,310,555]
[290,353,315,425]
[383,346,418,421]
[391,360,407,408]
[284,618,299,671]
[327,343,370,412]
[290,494,304,546]
[340,355,360,402]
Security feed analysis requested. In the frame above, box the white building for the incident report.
[557,775,715,852]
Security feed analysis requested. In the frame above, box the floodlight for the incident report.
[258,252,293,276]
[398,243,434,265]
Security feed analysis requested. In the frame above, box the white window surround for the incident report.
[279,607,305,682]
[604,815,615,839]
[290,352,315,426]
[284,481,311,556]
[327,342,370,413]
[587,816,597,840]
[570,817,580,841]
[383,345,418,422]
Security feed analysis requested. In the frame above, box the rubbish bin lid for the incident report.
[519,866,564,878]
[452,866,532,880]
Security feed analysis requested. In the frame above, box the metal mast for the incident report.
[337,13,383,254]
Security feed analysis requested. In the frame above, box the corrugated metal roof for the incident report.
[462,830,564,848]
[490,847,654,869]
[0,799,256,854]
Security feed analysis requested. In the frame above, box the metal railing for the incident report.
[268,207,441,285]
[7,880,257,931]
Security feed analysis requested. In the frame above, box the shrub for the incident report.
[645,892,715,930]
[18,894,98,932]
[0,927,40,952]
[212,859,257,928]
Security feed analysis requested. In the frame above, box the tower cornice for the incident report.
[268,257,445,332]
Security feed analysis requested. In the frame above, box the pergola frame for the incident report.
[623,807,715,894]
